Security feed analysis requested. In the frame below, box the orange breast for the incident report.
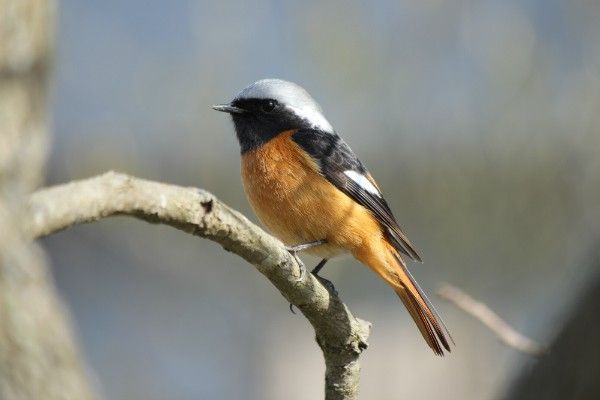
[241,130,383,258]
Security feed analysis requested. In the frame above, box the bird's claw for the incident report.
[288,274,337,315]
[315,275,338,295]
[285,251,332,315]
[285,246,306,314]
[285,246,307,282]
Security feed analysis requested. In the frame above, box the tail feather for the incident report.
[397,287,443,354]
[355,242,453,355]
[391,250,453,355]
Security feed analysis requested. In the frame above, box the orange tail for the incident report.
[355,242,453,355]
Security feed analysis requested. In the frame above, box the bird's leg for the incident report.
[311,258,328,275]
[285,239,327,281]
[285,239,327,253]
[311,258,337,295]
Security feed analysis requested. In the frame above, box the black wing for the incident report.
[293,129,422,262]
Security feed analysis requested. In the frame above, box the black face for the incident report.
[228,98,313,154]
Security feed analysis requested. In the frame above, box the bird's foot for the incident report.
[288,275,337,314]
[285,246,307,281]
[313,274,338,296]
[310,258,336,294]
[288,258,334,314]
[285,240,326,281]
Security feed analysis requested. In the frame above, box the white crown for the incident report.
[235,79,334,133]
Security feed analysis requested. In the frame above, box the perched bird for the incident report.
[213,79,452,355]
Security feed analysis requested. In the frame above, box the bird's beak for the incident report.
[212,104,247,114]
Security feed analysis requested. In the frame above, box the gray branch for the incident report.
[28,171,371,400]
[438,283,546,356]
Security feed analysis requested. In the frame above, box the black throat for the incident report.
[229,98,318,154]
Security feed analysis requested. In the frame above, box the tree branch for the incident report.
[28,171,371,400]
[437,283,546,356]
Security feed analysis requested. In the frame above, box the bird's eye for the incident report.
[261,100,277,113]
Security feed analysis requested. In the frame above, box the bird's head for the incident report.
[213,79,334,153]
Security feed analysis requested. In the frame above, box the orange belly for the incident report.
[241,130,383,258]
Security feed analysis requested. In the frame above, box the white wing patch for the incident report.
[343,170,381,197]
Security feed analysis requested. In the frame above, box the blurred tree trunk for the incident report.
[0,1,95,399]
[503,248,600,400]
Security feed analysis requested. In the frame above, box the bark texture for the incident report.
[0,1,95,399]
[28,172,371,400]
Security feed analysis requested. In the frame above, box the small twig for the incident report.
[437,283,546,356]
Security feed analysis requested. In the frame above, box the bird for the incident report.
[213,78,452,355]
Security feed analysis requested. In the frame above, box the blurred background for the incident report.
[39,0,600,399]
